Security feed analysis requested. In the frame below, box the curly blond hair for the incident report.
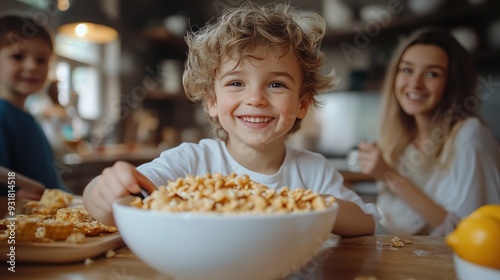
[183,2,336,141]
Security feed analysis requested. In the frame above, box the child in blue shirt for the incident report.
[0,14,67,199]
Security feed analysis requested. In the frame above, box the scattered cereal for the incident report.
[412,249,430,256]
[66,232,86,244]
[390,236,405,248]
[105,249,116,258]
[84,258,94,266]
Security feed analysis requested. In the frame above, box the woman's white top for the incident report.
[377,117,500,235]
[137,138,380,222]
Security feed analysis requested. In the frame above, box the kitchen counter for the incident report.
[60,145,161,195]
[329,158,375,184]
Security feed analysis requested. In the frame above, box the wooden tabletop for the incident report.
[316,235,456,280]
[2,235,456,280]
[339,170,375,185]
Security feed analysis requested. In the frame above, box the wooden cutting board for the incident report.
[0,232,124,264]
[1,196,124,264]
[0,232,124,263]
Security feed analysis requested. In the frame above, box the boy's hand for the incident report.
[83,161,155,225]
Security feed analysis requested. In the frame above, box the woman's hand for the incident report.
[357,141,393,181]
[83,161,156,225]
[358,143,448,228]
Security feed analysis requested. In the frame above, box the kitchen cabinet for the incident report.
[322,0,500,91]
[132,27,208,146]
[141,90,204,145]
[141,27,188,59]
[324,0,499,50]
[324,1,499,43]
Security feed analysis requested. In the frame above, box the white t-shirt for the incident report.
[378,117,500,235]
[137,138,380,221]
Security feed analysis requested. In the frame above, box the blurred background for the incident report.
[1,0,499,194]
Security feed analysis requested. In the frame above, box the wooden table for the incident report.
[2,235,456,280]
[317,235,456,280]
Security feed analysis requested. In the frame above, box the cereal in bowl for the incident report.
[131,172,335,214]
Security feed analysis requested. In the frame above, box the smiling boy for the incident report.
[83,2,380,236]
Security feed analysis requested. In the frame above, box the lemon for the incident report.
[446,205,500,269]
[467,204,500,221]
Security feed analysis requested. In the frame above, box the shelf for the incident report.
[142,27,188,58]
[144,90,194,102]
[324,1,500,44]
[142,27,185,44]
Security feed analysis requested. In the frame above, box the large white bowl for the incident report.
[453,254,500,280]
[113,196,338,280]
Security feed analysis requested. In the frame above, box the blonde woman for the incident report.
[358,27,500,236]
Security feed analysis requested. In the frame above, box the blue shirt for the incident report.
[0,99,66,196]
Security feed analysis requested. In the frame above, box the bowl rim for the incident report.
[113,195,339,221]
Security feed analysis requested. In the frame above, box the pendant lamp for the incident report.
[58,0,118,44]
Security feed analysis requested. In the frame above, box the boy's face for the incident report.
[0,37,52,98]
[210,48,309,147]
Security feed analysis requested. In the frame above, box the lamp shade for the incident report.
[58,0,118,44]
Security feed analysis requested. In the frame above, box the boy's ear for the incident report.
[297,96,311,119]
[207,99,218,118]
